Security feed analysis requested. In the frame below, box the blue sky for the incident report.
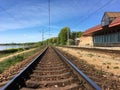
[0,0,120,43]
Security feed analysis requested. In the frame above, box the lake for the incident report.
[0,45,25,51]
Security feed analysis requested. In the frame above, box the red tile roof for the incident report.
[109,16,120,27]
[83,16,120,36]
[106,12,120,17]
[83,25,102,36]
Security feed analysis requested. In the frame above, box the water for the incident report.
[0,45,25,51]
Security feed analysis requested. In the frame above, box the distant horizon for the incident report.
[0,42,38,44]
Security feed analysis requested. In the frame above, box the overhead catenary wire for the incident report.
[73,0,117,28]
[48,0,51,37]
[80,0,116,23]
[0,0,117,40]
[38,1,50,42]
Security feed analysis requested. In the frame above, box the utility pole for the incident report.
[48,0,51,46]
[48,0,50,37]
[42,29,44,46]
[75,32,77,45]
[39,30,44,46]
[67,29,69,46]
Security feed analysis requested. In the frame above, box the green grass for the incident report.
[0,55,24,73]
[0,48,24,58]
[0,47,44,74]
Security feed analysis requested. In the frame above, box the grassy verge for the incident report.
[0,46,44,74]
[0,48,26,58]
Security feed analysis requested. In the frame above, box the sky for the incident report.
[0,0,120,43]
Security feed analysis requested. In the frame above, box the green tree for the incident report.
[58,27,71,45]
[77,31,83,37]
[71,32,77,40]
[45,37,58,45]
[71,31,83,45]
[71,31,83,40]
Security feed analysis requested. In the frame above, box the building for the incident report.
[75,38,80,45]
[79,35,93,46]
[79,12,120,47]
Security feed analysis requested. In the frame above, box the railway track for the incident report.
[64,46,120,55]
[1,47,101,90]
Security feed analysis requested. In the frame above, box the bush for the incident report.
[0,48,24,54]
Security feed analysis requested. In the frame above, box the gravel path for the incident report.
[57,47,120,90]
[57,47,120,76]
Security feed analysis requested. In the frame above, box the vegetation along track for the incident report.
[1,47,101,90]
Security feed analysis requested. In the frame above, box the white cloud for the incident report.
[0,3,49,31]
[0,0,90,31]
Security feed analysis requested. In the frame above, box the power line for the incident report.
[72,0,100,25]
[39,30,44,44]
[80,0,115,22]
[48,0,51,37]
[74,0,116,28]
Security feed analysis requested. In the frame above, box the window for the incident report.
[118,31,120,42]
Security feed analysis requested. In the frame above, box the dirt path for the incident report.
[0,48,36,62]
[57,47,120,76]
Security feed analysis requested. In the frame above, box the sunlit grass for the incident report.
[0,48,24,58]
[0,47,44,74]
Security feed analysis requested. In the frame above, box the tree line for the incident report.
[38,26,83,46]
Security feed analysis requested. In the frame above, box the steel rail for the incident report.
[1,47,101,90]
[1,47,48,90]
[64,46,120,54]
[54,47,101,90]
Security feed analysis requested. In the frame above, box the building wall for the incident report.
[93,31,120,46]
[101,14,110,26]
[79,36,93,46]
[79,31,120,47]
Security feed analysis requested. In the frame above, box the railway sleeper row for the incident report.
[1,47,101,90]
[22,47,81,90]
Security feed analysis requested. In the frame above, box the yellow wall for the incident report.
[79,36,93,47]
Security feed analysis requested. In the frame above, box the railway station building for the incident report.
[79,12,120,47]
